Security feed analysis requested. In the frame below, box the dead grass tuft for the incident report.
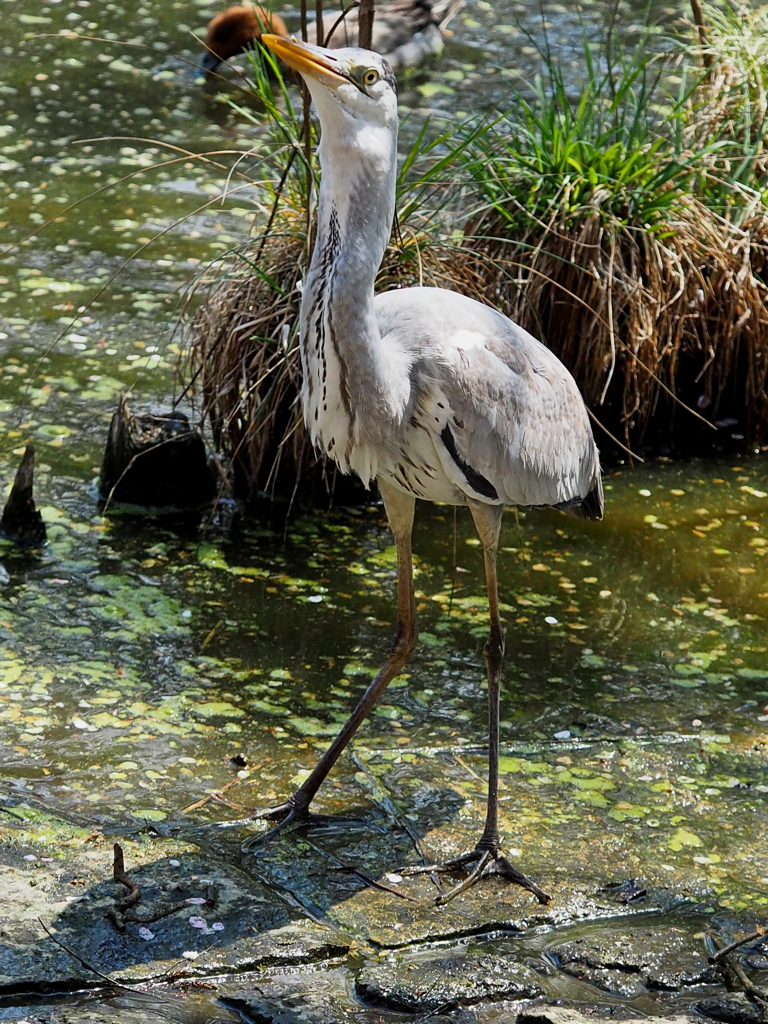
[466,197,768,451]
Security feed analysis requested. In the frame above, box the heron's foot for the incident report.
[242,795,312,851]
[253,797,303,822]
[402,848,550,906]
[244,795,372,851]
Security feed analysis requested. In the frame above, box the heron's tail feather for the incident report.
[553,477,604,521]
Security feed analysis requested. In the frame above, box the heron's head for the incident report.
[263,35,398,136]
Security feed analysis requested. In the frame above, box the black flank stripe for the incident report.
[440,425,499,500]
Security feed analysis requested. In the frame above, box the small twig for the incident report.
[689,0,713,71]
[37,917,138,994]
[708,930,768,1006]
[107,843,141,931]
[453,753,485,784]
[358,0,375,49]
[200,619,224,650]
[180,759,268,815]
[320,4,360,47]
[211,794,249,812]
[587,407,644,463]
[109,843,218,930]
[113,843,141,906]
[181,794,222,815]
[315,0,323,51]
[710,928,765,963]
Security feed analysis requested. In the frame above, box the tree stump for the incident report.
[0,445,46,546]
[99,396,217,509]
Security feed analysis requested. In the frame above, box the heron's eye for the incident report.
[362,67,380,86]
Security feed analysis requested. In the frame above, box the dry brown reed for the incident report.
[188,229,308,508]
[464,196,768,452]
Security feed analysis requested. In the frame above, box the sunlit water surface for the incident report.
[2,458,768,817]
[1,0,767,1020]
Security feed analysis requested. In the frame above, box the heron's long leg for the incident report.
[403,502,550,905]
[252,479,418,831]
[470,501,505,856]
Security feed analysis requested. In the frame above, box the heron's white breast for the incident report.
[302,335,357,471]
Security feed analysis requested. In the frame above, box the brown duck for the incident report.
[201,4,289,72]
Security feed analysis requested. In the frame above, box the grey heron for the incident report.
[257,32,604,905]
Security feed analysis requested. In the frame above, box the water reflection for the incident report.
[0,457,765,826]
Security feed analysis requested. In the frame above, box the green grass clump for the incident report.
[459,16,768,450]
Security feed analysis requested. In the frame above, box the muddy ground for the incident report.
[3,728,767,1023]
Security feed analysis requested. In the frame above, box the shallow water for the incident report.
[2,0,767,1020]
[2,457,767,914]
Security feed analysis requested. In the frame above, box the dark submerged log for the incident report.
[0,445,46,546]
[99,396,216,509]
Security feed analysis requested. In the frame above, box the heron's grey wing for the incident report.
[375,287,603,514]
[436,324,601,510]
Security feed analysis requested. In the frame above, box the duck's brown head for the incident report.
[202,5,288,72]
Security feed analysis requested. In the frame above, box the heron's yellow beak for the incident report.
[262,34,347,88]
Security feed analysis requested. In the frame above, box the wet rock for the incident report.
[211,920,352,970]
[11,1004,179,1024]
[549,920,717,997]
[518,1010,702,1024]
[329,871,679,949]
[356,952,543,1012]
[519,1012,616,1024]
[220,965,359,1024]
[0,806,351,993]
[696,994,767,1024]
[198,777,694,954]
[0,847,301,990]
[239,744,701,950]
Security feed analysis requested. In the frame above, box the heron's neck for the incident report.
[302,118,405,420]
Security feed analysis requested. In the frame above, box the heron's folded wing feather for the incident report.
[434,332,599,508]
[375,287,601,509]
